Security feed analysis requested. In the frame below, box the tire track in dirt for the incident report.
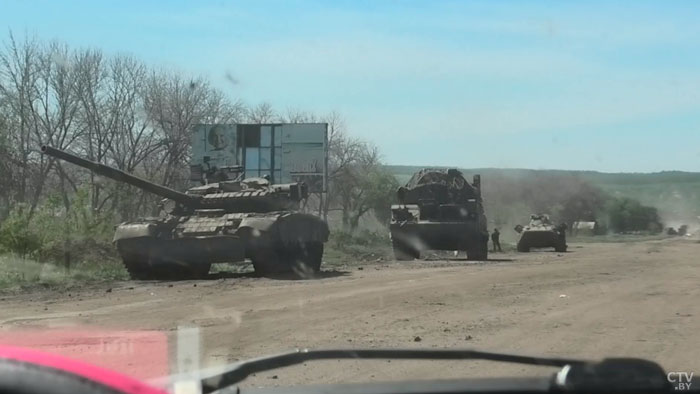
[0,239,697,386]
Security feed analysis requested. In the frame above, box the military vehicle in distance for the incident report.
[666,225,688,236]
[389,168,489,261]
[41,146,329,279]
[514,214,567,252]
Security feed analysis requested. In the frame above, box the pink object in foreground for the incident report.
[0,329,169,380]
[0,345,168,394]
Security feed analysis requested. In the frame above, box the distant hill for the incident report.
[385,165,700,228]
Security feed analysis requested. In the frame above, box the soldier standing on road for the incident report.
[491,229,502,252]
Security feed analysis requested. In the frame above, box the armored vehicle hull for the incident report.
[390,221,487,260]
[390,169,489,261]
[514,214,567,252]
[114,212,328,279]
[41,146,329,279]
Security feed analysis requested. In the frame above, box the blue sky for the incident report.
[3,0,700,172]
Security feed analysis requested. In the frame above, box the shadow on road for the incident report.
[206,269,350,281]
[264,269,351,281]
[527,250,572,253]
[421,257,514,262]
[206,271,258,280]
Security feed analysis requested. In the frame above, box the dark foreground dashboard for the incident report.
[2,346,699,394]
[200,349,700,394]
[228,375,700,394]
[239,377,553,394]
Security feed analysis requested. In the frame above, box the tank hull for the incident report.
[390,221,488,260]
[516,230,567,252]
[116,236,243,279]
[113,212,329,279]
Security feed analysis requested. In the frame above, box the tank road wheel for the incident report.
[250,248,283,276]
[467,238,489,261]
[554,242,567,253]
[192,263,212,279]
[251,243,324,277]
[159,261,211,280]
[147,261,188,280]
[292,242,323,274]
[122,260,152,280]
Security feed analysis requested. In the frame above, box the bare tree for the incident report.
[143,71,242,193]
[0,35,85,216]
[31,41,82,213]
[282,107,318,123]
[247,101,277,124]
[72,48,117,209]
[0,33,40,206]
[98,56,162,219]
[332,142,397,230]
[321,111,361,219]
[0,110,12,219]
[0,31,401,245]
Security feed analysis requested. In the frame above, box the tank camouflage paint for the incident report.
[389,169,489,261]
[41,146,329,279]
[514,214,567,252]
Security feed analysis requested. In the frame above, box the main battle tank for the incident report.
[389,168,489,260]
[514,214,567,252]
[41,146,329,279]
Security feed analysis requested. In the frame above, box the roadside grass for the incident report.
[0,253,128,292]
[324,230,517,265]
[210,263,254,274]
[0,231,391,289]
[323,230,394,267]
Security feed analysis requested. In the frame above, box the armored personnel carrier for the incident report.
[41,146,329,279]
[389,168,489,261]
[514,214,567,252]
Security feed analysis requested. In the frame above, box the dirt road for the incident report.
[1,238,699,387]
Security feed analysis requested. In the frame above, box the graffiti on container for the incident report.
[289,159,322,174]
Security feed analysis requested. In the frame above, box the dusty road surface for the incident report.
[1,238,699,388]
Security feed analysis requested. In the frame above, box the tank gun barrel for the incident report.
[271,183,308,201]
[41,145,199,206]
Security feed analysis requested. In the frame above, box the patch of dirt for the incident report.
[1,238,698,387]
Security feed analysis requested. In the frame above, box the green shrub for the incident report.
[0,188,117,264]
[326,229,393,263]
[606,197,663,234]
[0,253,128,291]
[0,204,41,258]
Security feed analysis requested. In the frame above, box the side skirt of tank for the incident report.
[117,236,245,263]
[116,236,245,279]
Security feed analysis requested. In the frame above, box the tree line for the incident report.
[483,172,663,235]
[0,33,396,259]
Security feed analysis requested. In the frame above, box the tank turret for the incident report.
[42,146,308,213]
